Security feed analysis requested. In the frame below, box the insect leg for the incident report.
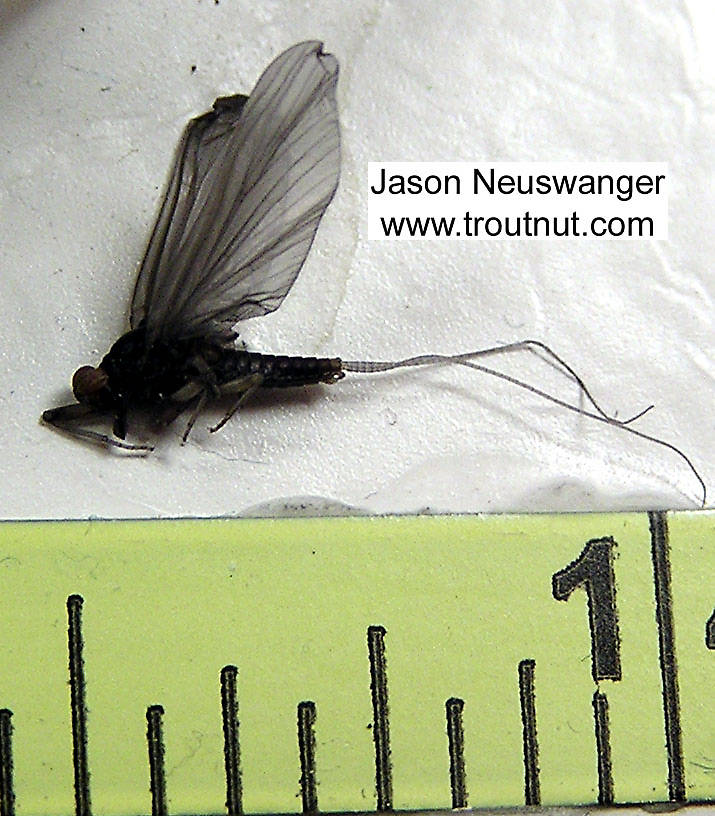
[209,374,264,434]
[41,404,153,452]
[113,405,128,440]
[187,354,222,399]
[43,403,96,425]
[169,358,231,442]
[154,397,199,428]
[181,391,210,443]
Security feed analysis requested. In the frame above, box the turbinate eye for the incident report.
[72,365,109,403]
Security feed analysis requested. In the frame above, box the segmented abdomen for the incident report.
[216,350,344,388]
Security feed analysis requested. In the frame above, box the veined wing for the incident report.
[130,93,249,332]
[130,41,340,343]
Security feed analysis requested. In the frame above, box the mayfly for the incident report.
[42,41,705,503]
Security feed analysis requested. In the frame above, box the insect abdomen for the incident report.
[218,351,344,388]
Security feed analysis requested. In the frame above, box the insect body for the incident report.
[53,325,343,445]
[42,42,705,503]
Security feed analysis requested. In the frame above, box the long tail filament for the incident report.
[342,339,706,505]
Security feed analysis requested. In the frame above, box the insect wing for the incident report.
[130,41,340,343]
[130,93,249,332]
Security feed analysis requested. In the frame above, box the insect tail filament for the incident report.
[342,341,705,506]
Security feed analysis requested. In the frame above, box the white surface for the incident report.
[1,0,713,519]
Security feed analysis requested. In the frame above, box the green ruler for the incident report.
[0,511,712,814]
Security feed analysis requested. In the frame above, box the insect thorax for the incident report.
[99,328,205,405]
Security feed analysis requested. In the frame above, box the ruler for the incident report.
[0,511,712,814]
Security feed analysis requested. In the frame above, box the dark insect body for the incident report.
[42,41,705,504]
[51,326,343,444]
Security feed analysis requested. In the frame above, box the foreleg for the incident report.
[41,404,153,452]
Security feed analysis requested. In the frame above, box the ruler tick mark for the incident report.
[146,705,167,816]
[0,709,14,816]
[297,701,318,813]
[592,691,614,805]
[220,665,242,816]
[649,511,686,802]
[518,659,540,806]
[367,625,393,811]
[445,697,467,808]
[67,594,91,816]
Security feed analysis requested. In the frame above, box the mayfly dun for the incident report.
[42,41,706,504]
